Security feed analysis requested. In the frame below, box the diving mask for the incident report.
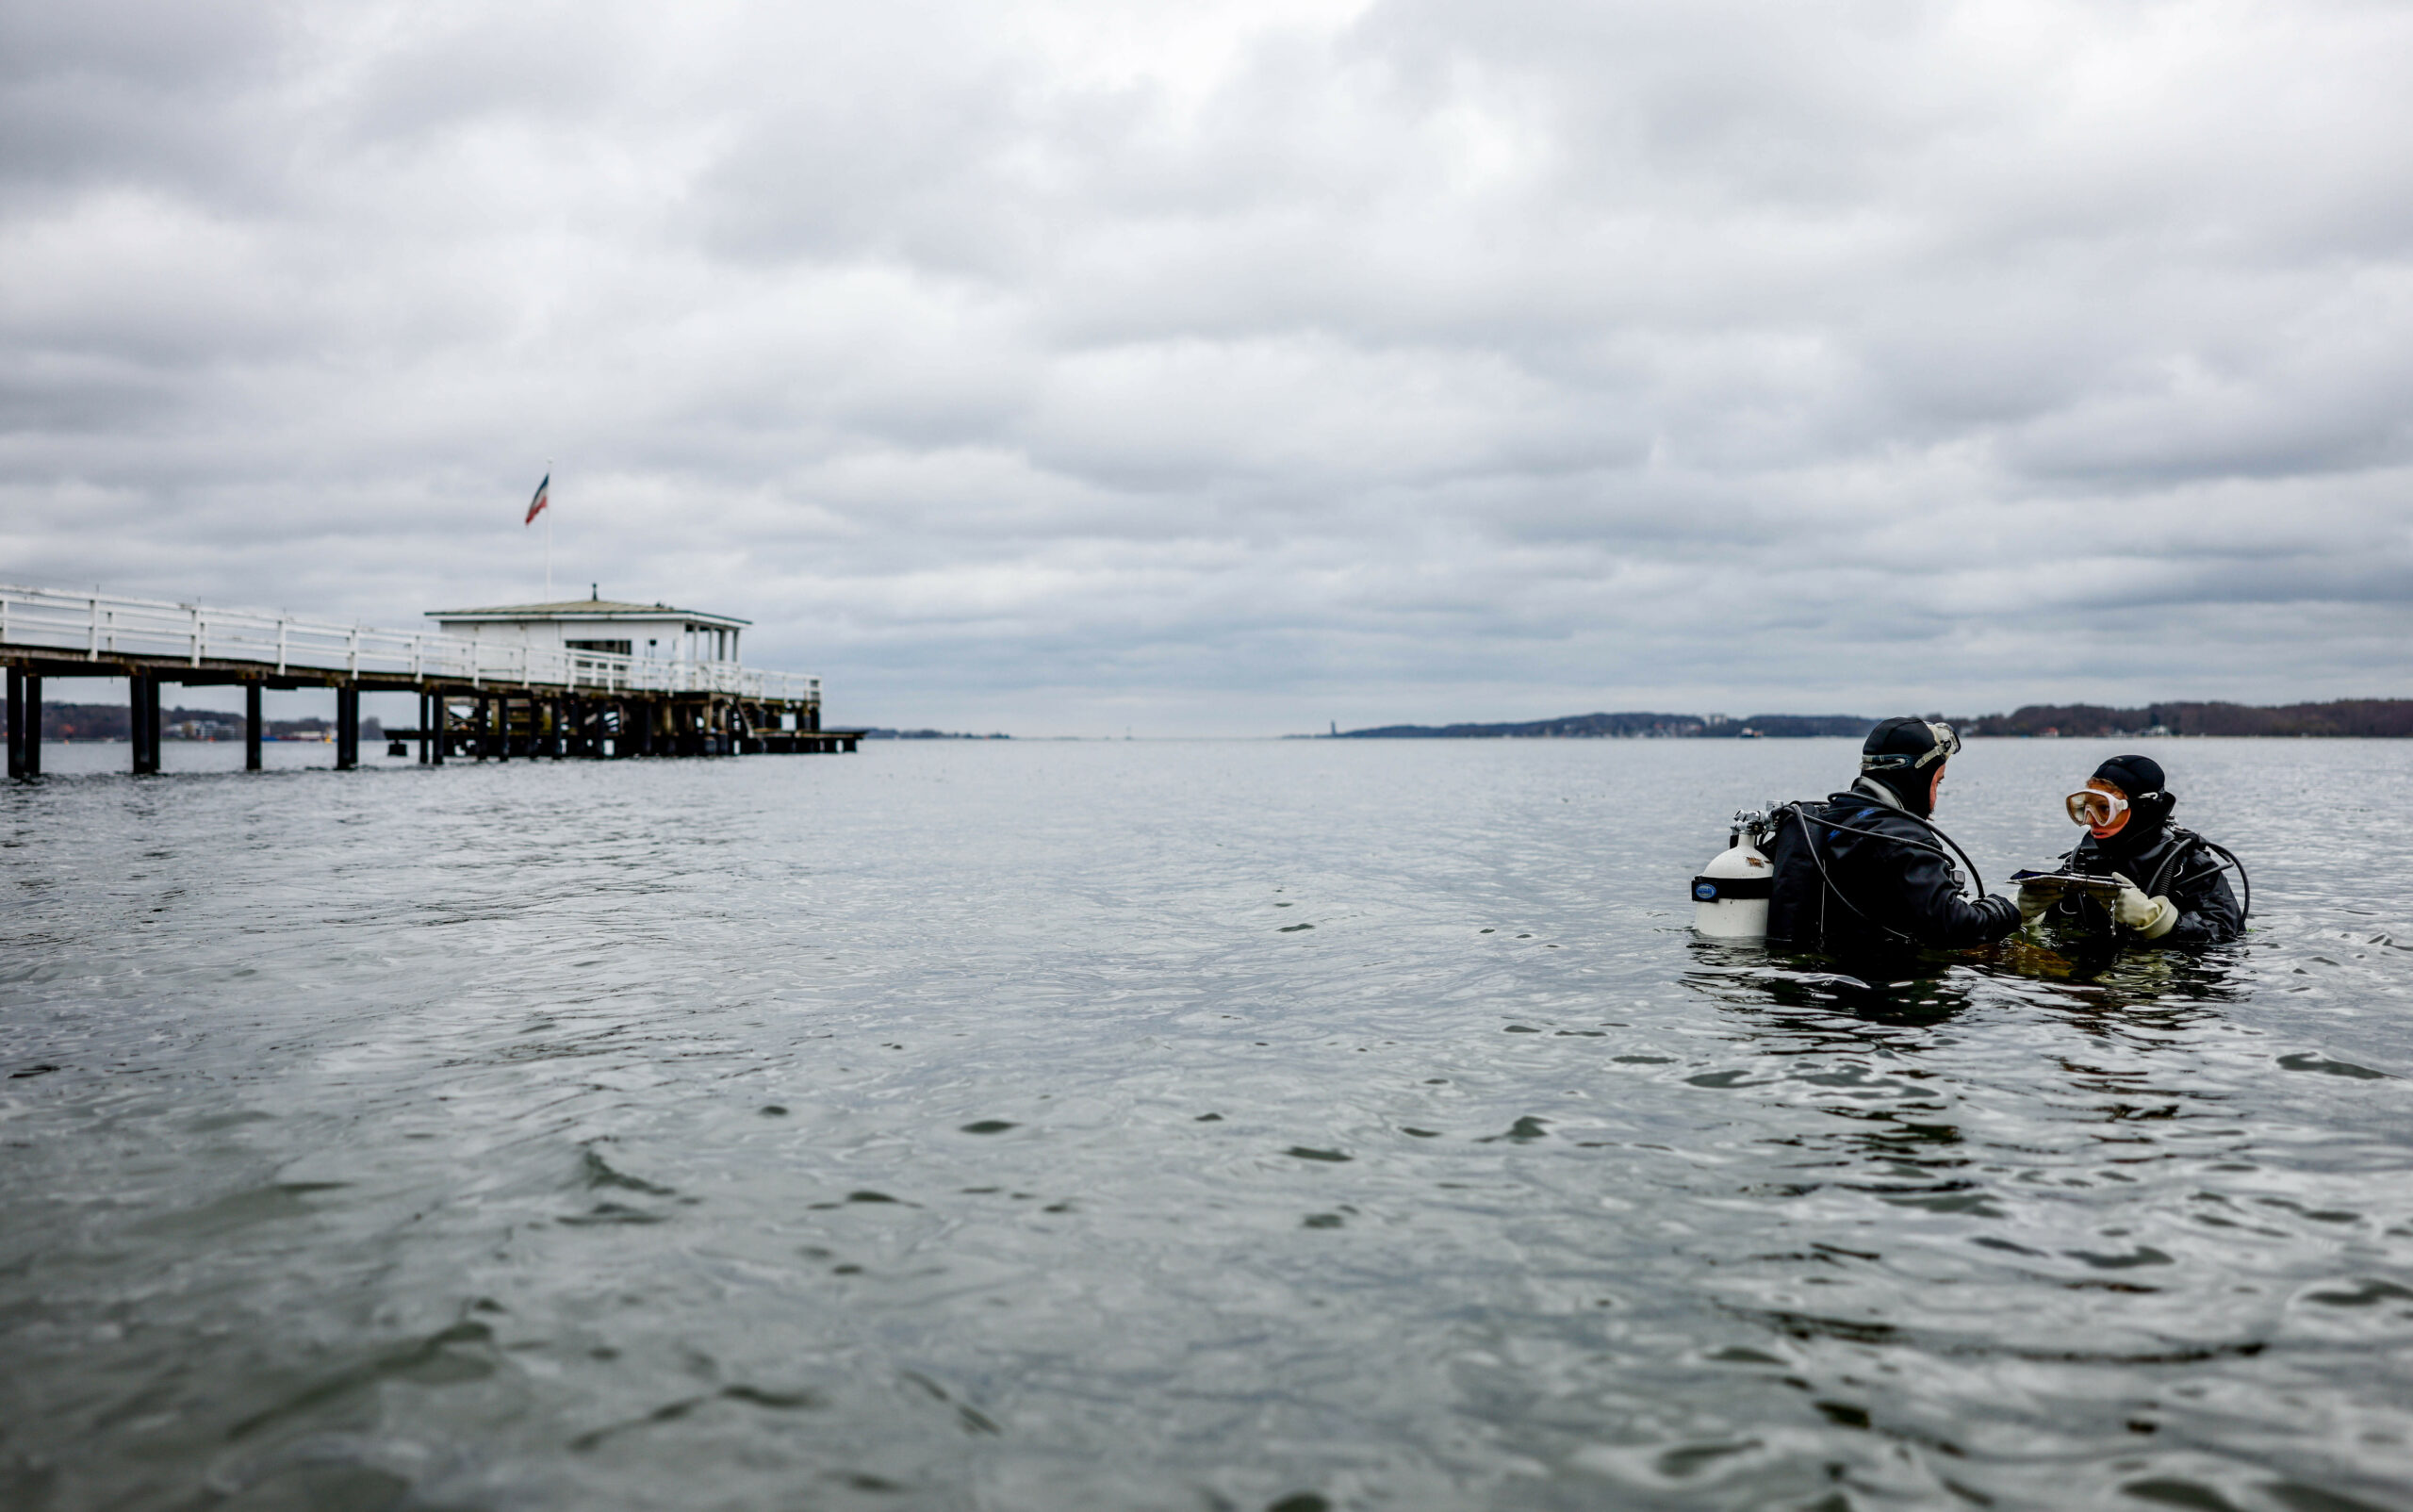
[2065,787,2127,828]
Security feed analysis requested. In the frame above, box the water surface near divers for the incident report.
[1,738,2408,1512]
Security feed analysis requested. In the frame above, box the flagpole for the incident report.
[545,456,554,600]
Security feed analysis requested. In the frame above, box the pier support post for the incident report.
[431,693,446,765]
[336,684,359,770]
[6,667,20,781]
[244,684,262,771]
[130,674,160,775]
[20,675,38,778]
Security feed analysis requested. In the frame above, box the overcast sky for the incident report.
[4,0,2409,733]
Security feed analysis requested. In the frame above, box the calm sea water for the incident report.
[3,737,2408,1512]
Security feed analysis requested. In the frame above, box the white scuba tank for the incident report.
[1692,815,1775,939]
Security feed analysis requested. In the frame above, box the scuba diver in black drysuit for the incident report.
[1765,717,2023,956]
[2017,753,2245,947]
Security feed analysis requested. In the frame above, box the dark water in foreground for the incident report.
[3,738,2409,1512]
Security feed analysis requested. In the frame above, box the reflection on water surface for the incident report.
[1,737,2407,1511]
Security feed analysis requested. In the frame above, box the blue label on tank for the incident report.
[1695,882,1717,900]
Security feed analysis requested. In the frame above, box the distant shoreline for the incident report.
[1321,698,2413,741]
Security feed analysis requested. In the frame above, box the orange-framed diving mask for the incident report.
[2065,787,2127,828]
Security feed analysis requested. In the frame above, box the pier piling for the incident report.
[244,684,262,771]
[130,675,162,776]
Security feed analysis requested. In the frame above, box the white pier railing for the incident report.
[0,585,820,703]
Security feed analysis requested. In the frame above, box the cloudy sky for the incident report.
[4,0,2409,733]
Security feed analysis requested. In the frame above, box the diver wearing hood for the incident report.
[2019,754,2244,946]
[1764,717,2023,955]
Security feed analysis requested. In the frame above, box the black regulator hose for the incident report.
[2139,829,2253,928]
[1791,800,1994,897]
[2202,840,2252,925]
[1852,803,1992,900]
[1774,797,1995,947]
[1778,804,1916,945]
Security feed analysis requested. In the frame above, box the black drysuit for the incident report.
[2048,827,2244,947]
[1765,784,2021,956]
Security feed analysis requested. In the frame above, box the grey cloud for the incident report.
[4,0,2412,733]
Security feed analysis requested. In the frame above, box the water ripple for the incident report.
[3,738,2409,1510]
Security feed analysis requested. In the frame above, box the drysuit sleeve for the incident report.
[2155,847,2243,946]
[1854,813,2022,948]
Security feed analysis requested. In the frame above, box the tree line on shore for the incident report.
[25,702,380,742]
[1957,700,2413,737]
[1333,698,2413,739]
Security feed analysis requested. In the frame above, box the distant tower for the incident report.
[1329,720,1338,736]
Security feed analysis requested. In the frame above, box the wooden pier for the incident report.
[3,586,862,779]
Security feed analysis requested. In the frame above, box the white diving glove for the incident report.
[2016,882,2054,925]
[2113,881,2179,939]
